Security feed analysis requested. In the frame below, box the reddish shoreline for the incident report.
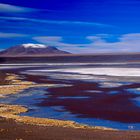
[1,117,140,140]
[0,70,140,139]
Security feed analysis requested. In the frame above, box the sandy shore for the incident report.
[0,71,140,140]
[0,72,113,130]
[1,117,140,140]
[0,72,55,98]
[0,104,113,130]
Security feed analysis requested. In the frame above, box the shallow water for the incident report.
[1,63,140,130]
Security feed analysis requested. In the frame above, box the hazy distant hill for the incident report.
[1,52,140,64]
[0,43,70,56]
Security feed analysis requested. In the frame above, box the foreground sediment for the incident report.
[1,72,140,140]
[0,73,55,98]
[0,104,113,130]
[1,117,140,140]
[0,72,113,130]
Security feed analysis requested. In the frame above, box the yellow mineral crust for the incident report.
[0,73,53,97]
[0,73,115,130]
[0,104,114,130]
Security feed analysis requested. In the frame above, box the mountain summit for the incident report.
[0,44,70,56]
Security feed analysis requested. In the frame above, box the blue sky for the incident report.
[0,0,140,53]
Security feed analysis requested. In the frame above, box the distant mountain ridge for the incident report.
[0,43,70,56]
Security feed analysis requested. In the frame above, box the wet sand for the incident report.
[0,72,105,130]
[0,104,111,130]
[21,70,140,123]
[39,82,140,123]
[0,70,140,139]
[0,72,56,98]
[1,117,140,140]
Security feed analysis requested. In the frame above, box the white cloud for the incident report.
[34,36,62,42]
[33,33,140,53]
[33,36,63,46]
[86,33,140,50]
[0,16,113,27]
[0,32,26,38]
[82,33,140,53]
[120,33,140,42]
[0,49,5,52]
[0,3,35,13]
[86,36,105,43]
[33,36,83,48]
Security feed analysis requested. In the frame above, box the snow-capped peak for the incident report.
[22,43,47,49]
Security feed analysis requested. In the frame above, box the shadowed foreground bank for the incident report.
[0,117,140,140]
[0,70,140,140]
